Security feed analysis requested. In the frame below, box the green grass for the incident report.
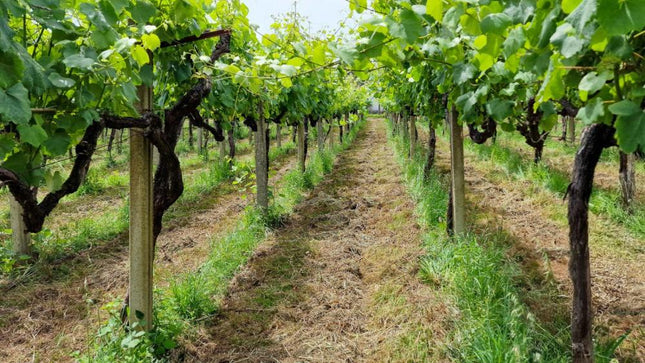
[388,120,570,362]
[79,121,365,361]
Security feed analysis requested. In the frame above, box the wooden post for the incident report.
[328,120,335,148]
[255,103,269,210]
[129,84,154,331]
[409,115,417,158]
[297,122,306,172]
[219,140,226,160]
[276,123,282,149]
[9,195,30,256]
[317,120,324,151]
[619,152,635,211]
[449,107,465,235]
[402,112,410,141]
[197,127,203,155]
[568,116,576,144]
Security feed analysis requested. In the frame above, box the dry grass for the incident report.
[180,120,446,362]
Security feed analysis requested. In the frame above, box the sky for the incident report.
[244,0,350,35]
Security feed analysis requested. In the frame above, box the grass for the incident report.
[462,136,644,239]
[79,120,365,361]
[388,120,571,362]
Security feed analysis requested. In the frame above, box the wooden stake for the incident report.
[255,102,269,210]
[317,120,324,151]
[449,107,465,235]
[297,122,306,172]
[9,195,30,256]
[568,116,576,144]
[409,115,417,158]
[129,84,154,331]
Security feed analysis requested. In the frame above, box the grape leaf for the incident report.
[0,83,31,125]
[486,99,514,122]
[48,72,76,88]
[597,0,645,36]
[480,13,512,35]
[577,97,605,124]
[0,50,24,88]
[615,111,645,153]
[608,100,641,116]
[17,124,48,147]
[426,0,443,23]
[63,54,95,70]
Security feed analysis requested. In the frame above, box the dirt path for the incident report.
[0,152,298,363]
[181,120,443,362]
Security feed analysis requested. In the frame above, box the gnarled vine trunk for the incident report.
[567,123,616,362]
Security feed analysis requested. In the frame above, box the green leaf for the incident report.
[63,54,95,70]
[141,33,160,51]
[608,100,641,116]
[280,77,293,88]
[565,0,596,32]
[17,124,48,147]
[173,0,193,23]
[129,0,156,23]
[503,27,525,57]
[453,63,476,85]
[131,45,150,67]
[597,0,645,36]
[590,28,608,52]
[311,44,327,65]
[537,7,559,48]
[48,72,76,88]
[0,133,16,160]
[562,0,583,14]
[604,35,633,60]
[577,97,605,124]
[486,99,514,122]
[578,71,609,95]
[538,57,565,102]
[473,35,487,50]
[480,13,512,35]
[615,111,645,153]
[45,170,64,192]
[426,0,443,23]
[474,53,495,72]
[349,0,367,13]
[399,9,424,43]
[550,24,584,58]
[0,50,24,89]
[0,83,31,125]
[455,92,477,114]
[43,130,71,156]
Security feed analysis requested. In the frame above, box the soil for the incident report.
[177,120,446,362]
[0,149,297,363]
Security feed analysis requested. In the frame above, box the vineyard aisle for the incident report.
[182,119,443,362]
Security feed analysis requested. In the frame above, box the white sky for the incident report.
[244,0,350,35]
